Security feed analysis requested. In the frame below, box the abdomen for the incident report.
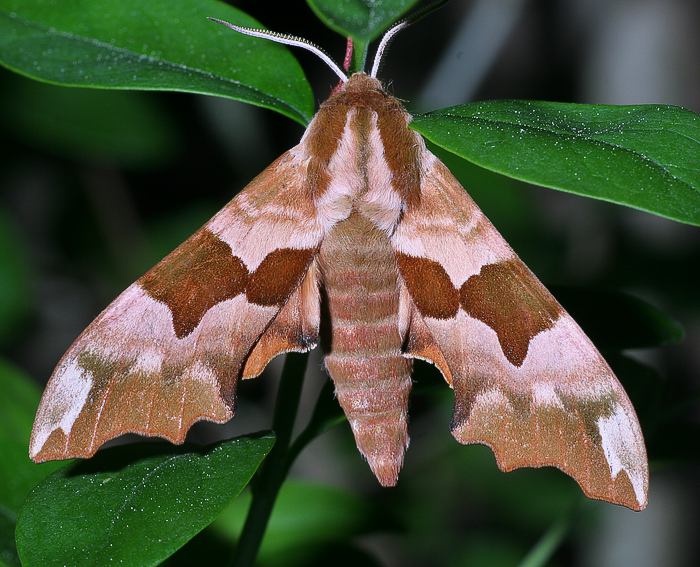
[318,211,412,486]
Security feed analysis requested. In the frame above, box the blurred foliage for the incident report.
[0,361,64,566]
[553,287,684,350]
[0,213,31,347]
[0,0,698,566]
[0,77,180,167]
[212,481,376,566]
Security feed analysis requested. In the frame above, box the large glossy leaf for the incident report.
[412,101,700,226]
[1,76,180,166]
[307,0,420,70]
[15,434,275,567]
[0,0,313,124]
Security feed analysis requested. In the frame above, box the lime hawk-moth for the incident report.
[30,13,648,511]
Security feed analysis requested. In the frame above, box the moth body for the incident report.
[320,212,411,487]
[312,77,420,485]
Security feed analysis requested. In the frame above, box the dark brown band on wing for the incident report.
[141,229,315,338]
[459,260,562,367]
[397,254,562,367]
[141,229,248,339]
[246,248,316,306]
[397,253,460,319]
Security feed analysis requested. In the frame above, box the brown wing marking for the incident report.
[398,281,454,386]
[392,153,648,510]
[243,260,321,379]
[30,150,323,462]
[459,259,561,367]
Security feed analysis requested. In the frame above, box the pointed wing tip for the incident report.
[577,471,648,511]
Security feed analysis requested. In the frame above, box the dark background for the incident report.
[1,1,699,565]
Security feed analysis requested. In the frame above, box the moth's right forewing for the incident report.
[394,152,649,510]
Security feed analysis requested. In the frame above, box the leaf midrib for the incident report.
[420,112,698,197]
[0,9,311,124]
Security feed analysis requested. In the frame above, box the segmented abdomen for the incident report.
[319,212,412,486]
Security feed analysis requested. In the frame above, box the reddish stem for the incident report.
[343,37,354,72]
[331,37,354,95]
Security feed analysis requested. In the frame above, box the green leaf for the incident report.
[553,287,684,350]
[0,75,180,166]
[307,0,420,40]
[412,101,700,226]
[0,0,313,124]
[307,0,420,70]
[15,434,275,567]
[213,481,371,565]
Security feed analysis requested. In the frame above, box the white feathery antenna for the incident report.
[370,20,409,78]
[370,0,449,78]
[208,18,348,83]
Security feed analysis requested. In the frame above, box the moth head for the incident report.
[208,1,447,83]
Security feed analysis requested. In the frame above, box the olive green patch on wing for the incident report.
[396,253,460,319]
[459,260,562,367]
[141,229,248,339]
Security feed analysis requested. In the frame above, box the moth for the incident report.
[30,12,648,511]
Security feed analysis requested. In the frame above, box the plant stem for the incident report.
[230,353,309,567]
[517,510,572,567]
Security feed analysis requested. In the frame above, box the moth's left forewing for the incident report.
[394,151,649,510]
[30,150,324,462]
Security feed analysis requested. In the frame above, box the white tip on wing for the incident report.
[597,403,648,507]
[30,359,93,459]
